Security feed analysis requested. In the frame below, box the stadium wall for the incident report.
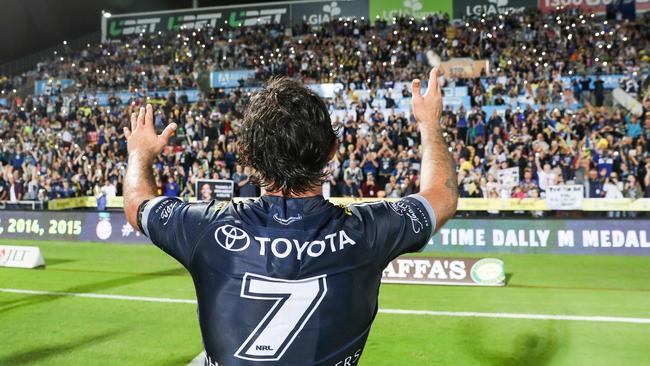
[0,210,648,255]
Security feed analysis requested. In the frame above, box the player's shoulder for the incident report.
[145,196,232,226]
[344,196,435,230]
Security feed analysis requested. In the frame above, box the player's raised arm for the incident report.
[123,104,177,231]
[411,68,458,232]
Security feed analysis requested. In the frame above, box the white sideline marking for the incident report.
[0,288,196,304]
[378,309,650,324]
[2,287,650,325]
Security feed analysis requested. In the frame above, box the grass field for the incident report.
[1,239,649,366]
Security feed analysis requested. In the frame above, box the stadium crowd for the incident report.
[0,8,649,209]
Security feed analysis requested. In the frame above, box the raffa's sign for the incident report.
[381,256,506,286]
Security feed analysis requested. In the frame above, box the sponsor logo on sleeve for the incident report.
[159,201,179,226]
[389,201,425,233]
[153,199,180,226]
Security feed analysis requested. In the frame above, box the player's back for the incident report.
[139,194,435,366]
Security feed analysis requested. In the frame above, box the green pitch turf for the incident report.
[1,239,649,366]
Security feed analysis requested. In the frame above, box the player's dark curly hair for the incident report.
[238,77,337,195]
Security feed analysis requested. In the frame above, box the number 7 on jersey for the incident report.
[235,273,328,361]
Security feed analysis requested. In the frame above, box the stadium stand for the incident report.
[0,8,649,210]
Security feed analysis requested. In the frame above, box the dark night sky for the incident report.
[0,0,281,65]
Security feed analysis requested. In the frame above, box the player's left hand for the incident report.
[124,104,177,158]
[411,68,442,128]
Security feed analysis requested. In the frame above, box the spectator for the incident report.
[644,161,650,198]
[580,76,591,104]
[384,175,402,198]
[344,160,363,187]
[535,154,557,194]
[360,173,378,198]
[585,169,604,198]
[626,115,641,139]
[341,178,360,198]
[594,77,605,107]
[520,169,539,197]
[164,176,181,197]
[238,167,258,197]
[232,164,247,196]
[603,172,624,218]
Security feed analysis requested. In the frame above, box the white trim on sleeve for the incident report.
[408,194,437,237]
[140,196,168,237]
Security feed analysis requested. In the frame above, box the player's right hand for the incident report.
[124,104,177,158]
[411,68,442,127]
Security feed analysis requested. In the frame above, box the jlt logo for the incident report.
[303,2,342,25]
[0,248,27,264]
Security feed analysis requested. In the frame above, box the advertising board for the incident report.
[103,1,371,42]
[291,0,369,25]
[453,0,538,18]
[382,256,506,286]
[429,218,650,255]
[103,4,290,41]
[539,0,650,14]
[196,180,235,202]
[369,0,453,20]
[0,212,648,256]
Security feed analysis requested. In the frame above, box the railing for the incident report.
[34,196,650,212]
[0,200,47,211]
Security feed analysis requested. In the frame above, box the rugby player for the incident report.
[123,67,457,365]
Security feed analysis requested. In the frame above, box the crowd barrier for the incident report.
[0,210,647,255]
[43,196,650,212]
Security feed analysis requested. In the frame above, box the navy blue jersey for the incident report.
[139,194,435,366]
